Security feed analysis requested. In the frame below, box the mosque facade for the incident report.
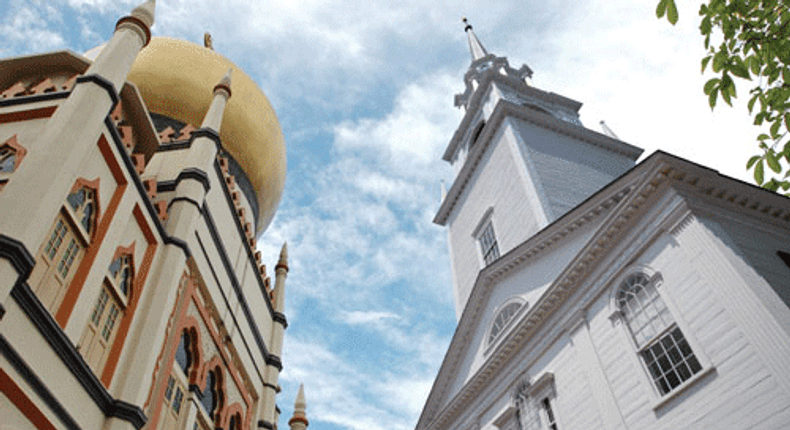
[0,2,307,430]
[416,21,790,430]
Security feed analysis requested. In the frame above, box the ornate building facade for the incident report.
[0,2,305,430]
[416,21,790,430]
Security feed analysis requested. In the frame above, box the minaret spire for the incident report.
[462,17,489,62]
[288,384,309,430]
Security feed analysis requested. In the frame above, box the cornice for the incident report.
[434,99,642,226]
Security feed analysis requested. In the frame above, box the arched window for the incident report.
[202,369,219,419]
[617,273,702,395]
[175,332,192,375]
[67,186,97,234]
[0,145,17,173]
[488,301,523,345]
[78,252,133,375]
[28,181,98,313]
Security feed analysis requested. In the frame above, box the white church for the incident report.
[415,21,790,430]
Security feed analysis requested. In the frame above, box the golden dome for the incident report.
[127,37,285,235]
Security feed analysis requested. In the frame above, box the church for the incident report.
[416,21,790,430]
[0,2,309,430]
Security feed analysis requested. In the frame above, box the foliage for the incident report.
[657,0,790,194]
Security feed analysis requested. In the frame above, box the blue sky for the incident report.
[1,1,767,429]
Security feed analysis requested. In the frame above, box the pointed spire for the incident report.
[213,68,233,98]
[289,384,308,430]
[462,17,489,62]
[200,69,232,131]
[130,0,156,29]
[277,241,288,270]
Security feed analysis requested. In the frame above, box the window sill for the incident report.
[651,365,715,411]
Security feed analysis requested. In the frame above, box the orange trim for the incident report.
[221,403,246,430]
[56,136,124,327]
[110,242,136,268]
[1,134,28,170]
[147,272,194,430]
[0,369,58,430]
[100,204,159,386]
[0,106,57,124]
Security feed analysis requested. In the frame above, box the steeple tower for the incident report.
[437,20,643,317]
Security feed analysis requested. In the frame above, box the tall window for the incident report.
[478,220,500,266]
[29,184,97,312]
[162,332,194,430]
[617,273,702,395]
[78,253,131,374]
[515,375,558,430]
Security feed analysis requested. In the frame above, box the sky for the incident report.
[1,1,769,429]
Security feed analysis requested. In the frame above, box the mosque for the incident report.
[416,19,790,430]
[0,1,308,430]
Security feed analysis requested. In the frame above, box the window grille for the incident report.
[617,273,702,395]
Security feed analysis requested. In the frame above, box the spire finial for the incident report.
[289,384,308,430]
[213,68,232,98]
[461,17,488,62]
[278,242,288,267]
[130,0,156,29]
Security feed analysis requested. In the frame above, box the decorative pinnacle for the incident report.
[204,32,214,50]
[277,241,289,270]
[288,384,308,428]
[213,68,233,98]
[295,384,306,410]
[131,0,156,29]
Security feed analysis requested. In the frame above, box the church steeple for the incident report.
[462,18,488,62]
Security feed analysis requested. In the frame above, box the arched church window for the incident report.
[616,272,702,395]
[488,301,523,345]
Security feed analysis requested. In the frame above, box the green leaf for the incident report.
[708,89,718,109]
[758,133,770,141]
[771,120,781,139]
[747,95,758,113]
[767,151,782,173]
[700,16,712,35]
[701,56,712,73]
[765,179,779,192]
[783,68,790,84]
[656,0,668,18]
[703,78,720,95]
[747,155,761,169]
[730,61,751,80]
[666,0,679,24]
[755,160,765,184]
[721,87,733,106]
[785,112,790,132]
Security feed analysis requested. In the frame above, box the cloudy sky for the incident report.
[2,1,767,429]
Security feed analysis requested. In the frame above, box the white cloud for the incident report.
[340,310,400,325]
[0,6,66,54]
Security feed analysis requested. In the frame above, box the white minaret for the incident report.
[436,19,643,317]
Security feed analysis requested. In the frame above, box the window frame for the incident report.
[486,297,527,352]
[610,268,715,410]
[472,207,500,267]
[513,372,560,430]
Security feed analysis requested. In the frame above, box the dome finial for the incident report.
[204,32,214,50]
[462,17,473,32]
[130,0,156,30]
[288,384,308,430]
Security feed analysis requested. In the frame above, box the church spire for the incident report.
[462,17,489,62]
